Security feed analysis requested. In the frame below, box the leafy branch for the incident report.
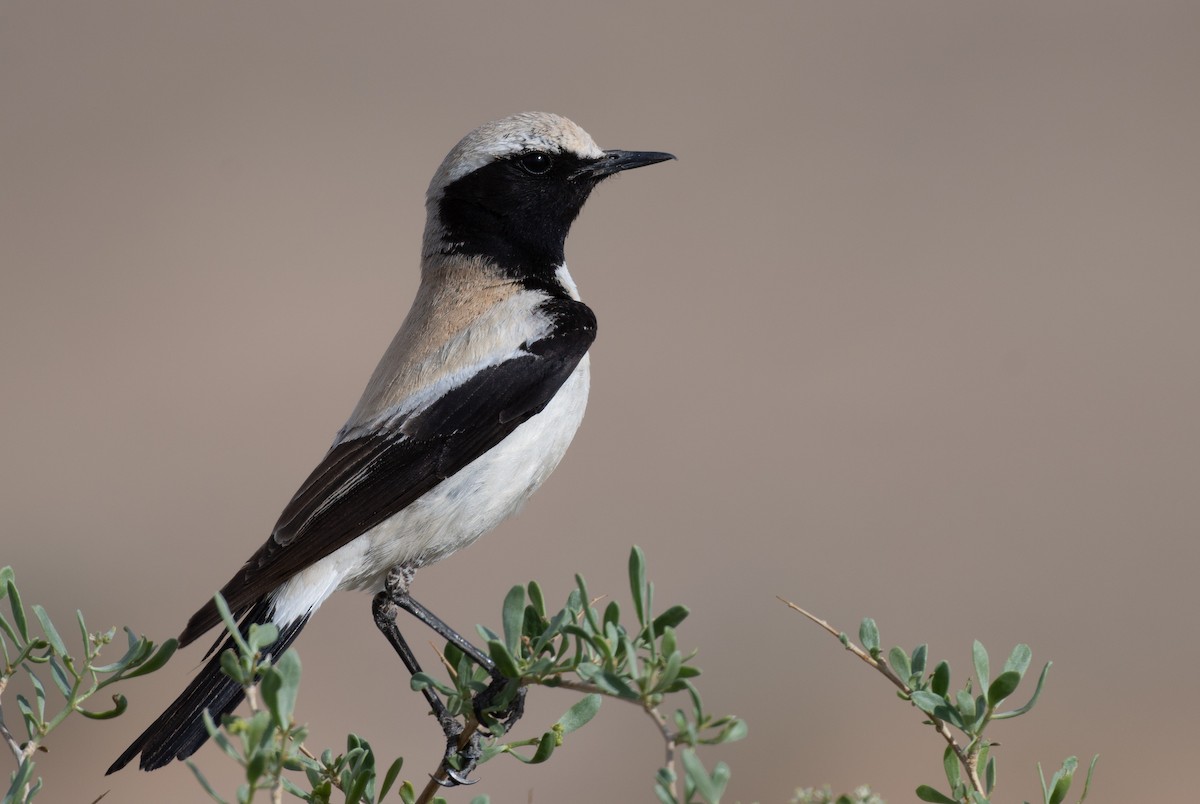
[188,547,744,803]
[0,566,177,803]
[413,546,744,803]
[779,598,1097,804]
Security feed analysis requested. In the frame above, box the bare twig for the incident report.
[416,719,483,804]
[1,674,37,803]
[0,700,25,761]
[644,702,682,804]
[431,640,459,678]
[778,597,983,793]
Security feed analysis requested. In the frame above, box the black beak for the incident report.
[572,149,676,180]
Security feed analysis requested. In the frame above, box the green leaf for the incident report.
[943,745,961,789]
[5,757,37,804]
[91,628,148,674]
[527,581,546,618]
[378,756,403,800]
[245,750,267,784]
[956,689,976,722]
[915,785,959,803]
[399,780,416,804]
[888,647,911,681]
[973,640,990,691]
[911,690,964,730]
[410,672,454,696]
[246,622,279,653]
[985,754,996,794]
[931,660,951,696]
[1004,643,1032,678]
[345,761,371,804]
[1079,754,1099,802]
[651,605,689,634]
[487,639,521,679]
[629,545,648,626]
[31,605,67,657]
[681,748,722,803]
[219,648,244,685]
[657,650,683,693]
[911,643,928,677]
[15,693,37,737]
[261,649,301,728]
[859,618,880,655]
[654,767,677,804]
[1046,756,1078,804]
[987,670,1021,707]
[710,761,731,796]
[7,579,28,642]
[911,690,946,717]
[0,611,18,654]
[993,661,1052,719]
[556,693,601,734]
[711,717,747,744]
[501,585,525,654]
[660,625,678,659]
[47,656,71,698]
[75,610,89,657]
[508,731,557,764]
[25,668,46,722]
[121,637,179,680]
[603,600,621,633]
[576,574,601,633]
[213,593,250,656]
[79,692,128,719]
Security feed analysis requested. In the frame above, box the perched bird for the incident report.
[107,112,674,776]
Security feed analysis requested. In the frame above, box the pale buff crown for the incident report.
[426,112,604,200]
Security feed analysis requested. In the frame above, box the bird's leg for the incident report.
[382,566,527,735]
[372,567,480,787]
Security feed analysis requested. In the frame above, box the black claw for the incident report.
[435,766,479,787]
[434,718,483,787]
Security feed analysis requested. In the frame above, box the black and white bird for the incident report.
[107,112,673,777]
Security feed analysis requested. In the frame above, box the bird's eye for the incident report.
[518,152,554,175]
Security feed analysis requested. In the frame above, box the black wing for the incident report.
[179,298,595,646]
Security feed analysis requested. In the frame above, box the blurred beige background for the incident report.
[3,2,1198,802]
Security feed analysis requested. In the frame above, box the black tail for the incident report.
[107,597,309,773]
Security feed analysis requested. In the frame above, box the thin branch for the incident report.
[0,701,24,762]
[245,682,259,713]
[416,719,482,804]
[431,641,459,678]
[777,597,983,793]
[643,702,682,804]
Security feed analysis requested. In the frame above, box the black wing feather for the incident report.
[179,299,595,646]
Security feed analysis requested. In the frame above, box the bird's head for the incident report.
[423,112,674,279]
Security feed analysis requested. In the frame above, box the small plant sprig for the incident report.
[791,785,885,804]
[187,594,418,804]
[0,565,178,803]
[412,546,745,804]
[194,547,743,804]
[780,599,1097,804]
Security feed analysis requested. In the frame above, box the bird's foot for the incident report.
[433,712,483,787]
[473,674,527,737]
